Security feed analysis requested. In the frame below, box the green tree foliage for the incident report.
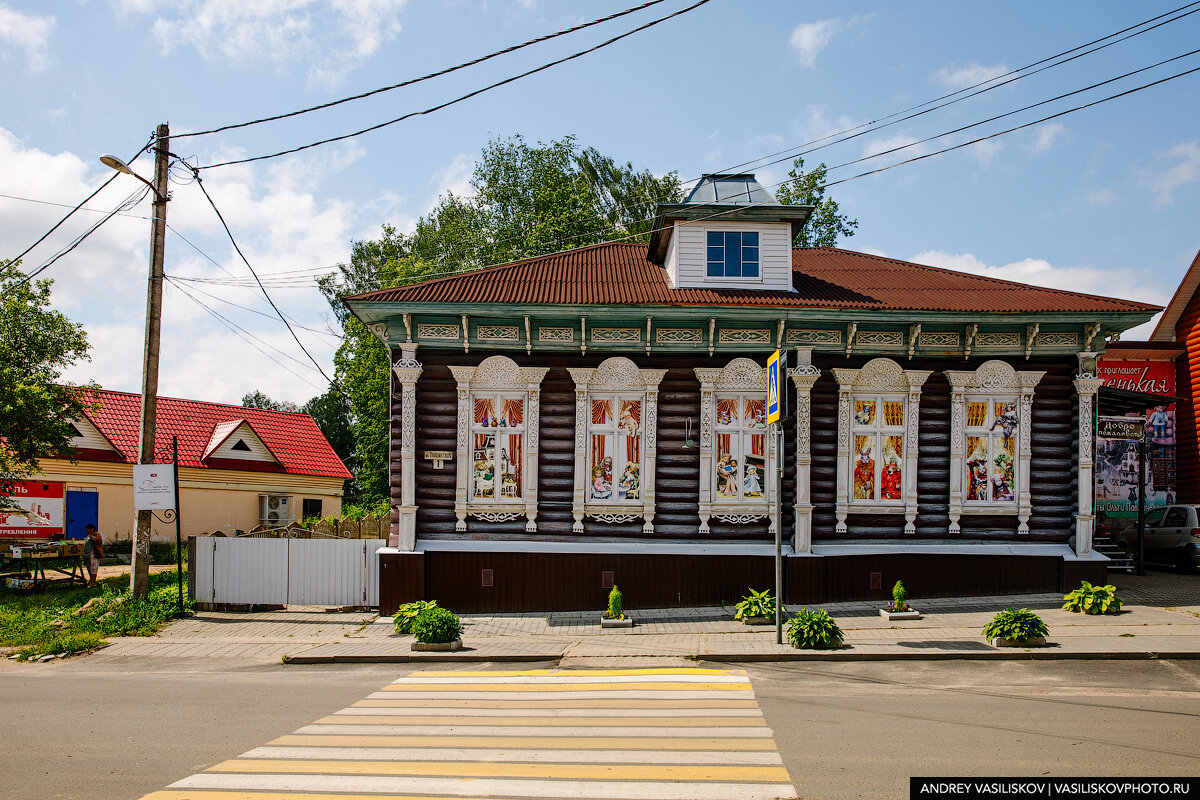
[241,386,356,499]
[774,156,859,247]
[241,390,300,412]
[0,261,94,510]
[318,135,682,507]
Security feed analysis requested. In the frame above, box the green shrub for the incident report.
[983,608,1048,642]
[604,585,624,620]
[411,606,462,644]
[889,580,910,612]
[734,588,777,619]
[394,600,439,634]
[1061,581,1123,615]
[785,608,844,650]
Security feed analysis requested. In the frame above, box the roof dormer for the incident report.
[66,415,120,456]
[202,420,280,465]
[647,173,813,292]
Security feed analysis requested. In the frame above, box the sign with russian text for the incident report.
[133,465,175,510]
[1095,359,1176,519]
[766,350,780,425]
[0,480,65,540]
[1097,416,1145,441]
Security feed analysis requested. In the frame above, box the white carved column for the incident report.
[640,370,668,534]
[392,352,423,550]
[903,372,932,534]
[947,384,966,534]
[788,356,821,553]
[831,369,855,534]
[1073,375,1102,557]
[692,369,721,534]
[1017,374,1042,534]
[524,383,541,533]
[448,365,476,533]
[566,367,594,534]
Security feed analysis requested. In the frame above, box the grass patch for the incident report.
[1,569,192,661]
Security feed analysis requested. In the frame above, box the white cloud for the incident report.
[932,61,1007,90]
[1028,122,1065,153]
[862,132,924,161]
[131,0,406,87]
[967,137,1004,167]
[0,127,402,406]
[0,4,55,72]
[1086,188,1115,206]
[424,153,475,213]
[911,250,1170,307]
[788,16,872,69]
[1144,140,1200,206]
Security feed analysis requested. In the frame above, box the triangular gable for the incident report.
[1151,246,1200,341]
[201,420,280,465]
[68,413,121,455]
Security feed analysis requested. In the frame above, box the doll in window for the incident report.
[717,453,739,497]
[853,444,874,500]
[967,457,987,501]
[880,458,902,500]
[473,458,493,498]
[591,465,611,499]
[743,465,763,498]
[990,403,1019,446]
[618,462,640,500]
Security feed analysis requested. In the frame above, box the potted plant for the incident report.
[983,607,1049,647]
[410,606,463,651]
[785,608,844,650]
[1061,581,1123,615]
[393,600,439,635]
[600,584,633,628]
[734,588,777,625]
[880,580,921,620]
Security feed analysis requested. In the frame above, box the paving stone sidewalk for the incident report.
[79,571,1200,665]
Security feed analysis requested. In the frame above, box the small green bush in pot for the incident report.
[1061,581,1123,615]
[785,608,844,650]
[604,585,625,620]
[411,606,462,644]
[734,588,777,620]
[982,608,1048,643]
[886,580,910,613]
[394,600,439,634]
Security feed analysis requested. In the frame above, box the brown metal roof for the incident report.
[344,242,1161,314]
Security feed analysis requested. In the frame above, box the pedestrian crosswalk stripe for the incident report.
[144,668,797,800]
[322,713,767,726]
[270,734,779,750]
[171,774,793,800]
[240,746,785,764]
[295,723,774,737]
[339,705,764,717]
[209,759,793,782]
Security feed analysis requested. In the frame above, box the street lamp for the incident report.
[99,123,169,599]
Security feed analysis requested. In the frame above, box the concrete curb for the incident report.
[280,649,1200,665]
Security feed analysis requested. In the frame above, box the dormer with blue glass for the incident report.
[647,174,813,292]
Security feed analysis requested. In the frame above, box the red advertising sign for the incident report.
[0,480,65,540]
[1097,361,1174,395]
[1094,360,1176,519]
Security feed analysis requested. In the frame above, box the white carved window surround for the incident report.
[694,358,775,534]
[945,360,1044,534]
[449,356,549,533]
[568,357,667,533]
[832,359,931,534]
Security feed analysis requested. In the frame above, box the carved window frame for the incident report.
[694,358,775,533]
[568,357,667,533]
[449,356,549,533]
[832,358,931,534]
[467,391,528,505]
[945,360,1044,534]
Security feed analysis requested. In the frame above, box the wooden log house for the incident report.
[344,174,1160,613]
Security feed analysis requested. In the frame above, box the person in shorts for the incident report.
[82,524,103,587]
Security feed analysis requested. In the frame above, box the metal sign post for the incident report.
[172,436,184,615]
[766,350,783,645]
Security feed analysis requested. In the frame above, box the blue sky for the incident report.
[2,0,1197,404]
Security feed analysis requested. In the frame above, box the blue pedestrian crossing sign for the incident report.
[766,350,780,424]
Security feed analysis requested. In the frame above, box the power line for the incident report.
[178,0,671,139]
[0,192,151,220]
[189,170,337,384]
[165,271,343,340]
[197,0,712,170]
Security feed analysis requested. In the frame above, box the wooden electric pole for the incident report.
[131,123,170,599]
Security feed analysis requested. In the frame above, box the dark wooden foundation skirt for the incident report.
[378,549,1105,614]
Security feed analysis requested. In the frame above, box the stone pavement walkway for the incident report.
[77,571,1200,666]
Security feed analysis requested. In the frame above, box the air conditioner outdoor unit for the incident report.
[258,494,292,527]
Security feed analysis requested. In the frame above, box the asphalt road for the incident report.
[2,656,1197,800]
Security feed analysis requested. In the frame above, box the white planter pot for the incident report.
[880,609,921,620]
[990,636,1047,648]
[411,638,462,652]
[740,615,773,626]
[600,616,634,628]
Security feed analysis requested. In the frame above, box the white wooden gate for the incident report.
[193,537,385,607]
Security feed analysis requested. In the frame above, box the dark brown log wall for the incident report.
[394,349,1078,543]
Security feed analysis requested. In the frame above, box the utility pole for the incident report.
[131,123,170,599]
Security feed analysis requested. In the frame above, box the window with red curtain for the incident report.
[589,394,642,501]
[714,391,768,501]
[470,392,524,502]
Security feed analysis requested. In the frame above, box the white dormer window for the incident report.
[707,231,759,278]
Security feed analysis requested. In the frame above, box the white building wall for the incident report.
[668,220,794,292]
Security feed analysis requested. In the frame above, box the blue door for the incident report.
[65,491,98,540]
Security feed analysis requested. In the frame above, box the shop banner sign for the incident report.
[0,480,65,539]
[133,465,175,510]
[1097,416,1145,441]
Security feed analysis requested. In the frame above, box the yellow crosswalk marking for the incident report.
[318,714,766,726]
[416,667,744,677]
[352,697,759,708]
[270,733,780,750]
[379,680,752,691]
